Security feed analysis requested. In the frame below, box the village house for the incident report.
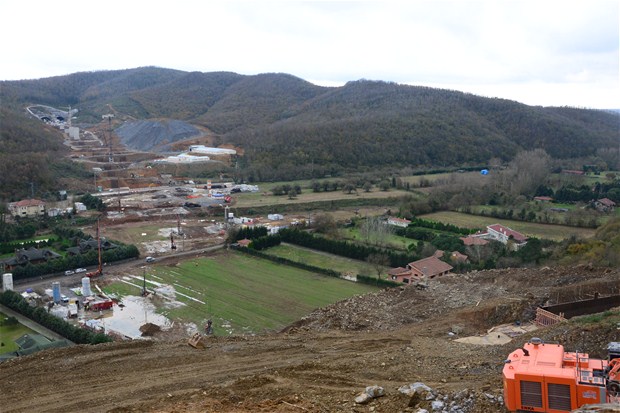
[472,224,528,250]
[533,196,553,202]
[450,251,469,263]
[1,247,62,271]
[594,198,616,213]
[387,256,453,284]
[460,234,489,246]
[8,199,46,218]
[236,239,252,248]
[66,237,118,256]
[387,217,411,228]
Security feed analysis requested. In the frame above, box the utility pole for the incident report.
[142,267,147,296]
[102,114,114,163]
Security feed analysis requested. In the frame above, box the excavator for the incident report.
[503,338,620,412]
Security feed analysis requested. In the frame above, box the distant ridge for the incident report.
[1,67,618,181]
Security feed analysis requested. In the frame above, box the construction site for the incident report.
[2,263,619,412]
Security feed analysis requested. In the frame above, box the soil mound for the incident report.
[139,322,162,336]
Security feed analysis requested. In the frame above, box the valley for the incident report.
[1,69,619,413]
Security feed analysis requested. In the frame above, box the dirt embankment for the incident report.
[115,120,203,152]
[1,266,618,413]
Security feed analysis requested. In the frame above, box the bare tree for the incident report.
[366,253,391,280]
[360,216,393,247]
[493,149,552,197]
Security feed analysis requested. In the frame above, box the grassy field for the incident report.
[264,243,390,277]
[103,251,378,335]
[234,187,411,208]
[419,211,596,241]
[340,227,412,251]
[400,171,480,186]
[0,312,36,353]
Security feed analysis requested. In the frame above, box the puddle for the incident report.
[81,295,172,339]
[455,322,538,346]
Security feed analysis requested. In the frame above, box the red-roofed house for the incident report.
[8,199,46,218]
[460,235,489,246]
[561,169,584,175]
[387,217,411,228]
[450,251,469,263]
[594,198,616,213]
[236,239,252,247]
[388,256,453,284]
[485,224,528,250]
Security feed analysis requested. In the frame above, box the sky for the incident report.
[1,0,619,109]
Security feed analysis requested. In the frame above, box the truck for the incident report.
[503,338,620,411]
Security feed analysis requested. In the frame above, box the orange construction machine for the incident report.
[503,338,620,412]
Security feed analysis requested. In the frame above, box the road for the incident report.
[11,243,226,294]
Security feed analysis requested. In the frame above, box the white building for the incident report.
[188,145,236,155]
[387,217,411,228]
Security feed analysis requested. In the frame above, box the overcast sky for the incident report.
[2,0,618,108]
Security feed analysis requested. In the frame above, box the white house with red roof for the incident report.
[480,224,528,250]
[8,199,46,218]
[387,217,411,228]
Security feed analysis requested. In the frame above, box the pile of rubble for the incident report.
[293,266,619,334]
[354,382,504,412]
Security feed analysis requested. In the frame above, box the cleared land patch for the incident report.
[234,188,411,208]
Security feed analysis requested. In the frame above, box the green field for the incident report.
[341,227,412,251]
[400,171,479,186]
[0,312,36,354]
[419,211,596,241]
[264,243,389,277]
[235,187,410,208]
[103,251,378,335]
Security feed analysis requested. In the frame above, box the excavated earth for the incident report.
[2,266,619,413]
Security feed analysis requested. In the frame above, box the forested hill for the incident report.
[1,67,618,180]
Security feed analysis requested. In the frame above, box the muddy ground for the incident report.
[2,266,619,413]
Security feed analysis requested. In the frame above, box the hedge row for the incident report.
[249,234,282,250]
[0,238,57,255]
[407,217,476,235]
[232,245,399,288]
[0,290,112,344]
[279,228,417,267]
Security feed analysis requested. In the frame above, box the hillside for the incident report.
[1,67,619,182]
[0,108,89,201]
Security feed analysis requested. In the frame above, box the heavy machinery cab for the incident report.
[503,338,619,412]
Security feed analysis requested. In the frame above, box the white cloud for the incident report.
[1,0,618,108]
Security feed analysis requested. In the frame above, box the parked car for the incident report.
[75,268,87,273]
[61,295,69,303]
[145,257,155,263]
[64,270,75,276]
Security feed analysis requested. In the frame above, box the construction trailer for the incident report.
[503,338,620,412]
